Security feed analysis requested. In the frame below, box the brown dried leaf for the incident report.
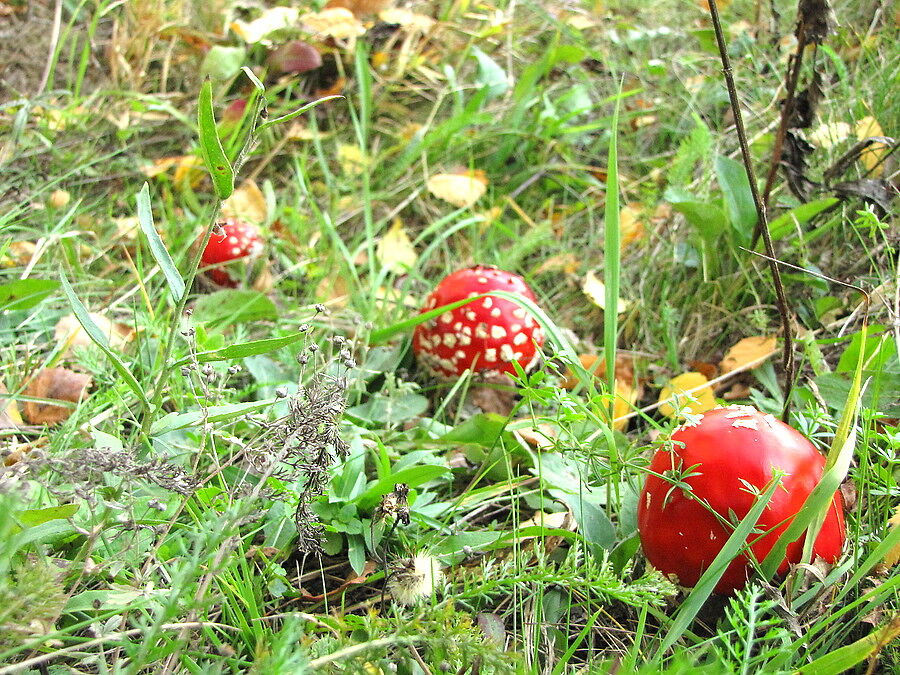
[719,336,778,374]
[23,368,92,426]
[470,372,516,417]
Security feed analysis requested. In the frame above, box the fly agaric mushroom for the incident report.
[199,218,264,288]
[637,405,845,594]
[413,265,544,378]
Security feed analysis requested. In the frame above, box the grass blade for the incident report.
[59,273,149,408]
[136,182,185,302]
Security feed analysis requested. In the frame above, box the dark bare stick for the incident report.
[707,0,796,421]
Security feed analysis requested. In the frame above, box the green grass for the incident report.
[0,0,898,672]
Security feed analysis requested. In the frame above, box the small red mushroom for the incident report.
[199,218,264,288]
[413,265,544,378]
[637,405,846,594]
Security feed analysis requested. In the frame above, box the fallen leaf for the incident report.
[719,335,778,374]
[55,314,133,355]
[0,383,23,429]
[561,354,639,430]
[378,8,437,31]
[658,372,717,418]
[23,368,93,426]
[376,219,417,274]
[855,116,888,176]
[688,360,719,380]
[112,216,140,241]
[535,253,579,275]
[808,121,851,149]
[514,422,557,450]
[327,0,392,17]
[884,505,900,567]
[141,155,204,186]
[0,241,37,268]
[619,203,646,248]
[581,270,630,314]
[337,144,369,176]
[231,7,302,44]
[426,170,488,208]
[48,190,71,209]
[221,179,268,226]
[301,8,366,40]
[470,372,517,417]
[721,382,751,400]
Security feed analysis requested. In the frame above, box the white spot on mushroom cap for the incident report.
[490,308,501,318]
[500,344,514,362]
[440,312,453,324]
[513,332,527,346]
[482,297,493,309]
[485,348,497,362]
[512,308,526,319]
[490,325,507,339]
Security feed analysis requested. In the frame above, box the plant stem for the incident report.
[706,0,796,421]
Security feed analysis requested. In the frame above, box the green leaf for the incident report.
[768,197,839,241]
[666,194,728,245]
[357,465,451,510]
[347,392,429,426]
[798,619,900,675]
[192,289,277,326]
[150,398,275,436]
[200,45,246,81]
[714,153,757,243]
[197,78,234,199]
[256,96,342,134]
[17,504,79,527]
[136,182,185,301]
[60,273,149,407]
[174,331,310,367]
[0,279,59,311]
[471,46,509,100]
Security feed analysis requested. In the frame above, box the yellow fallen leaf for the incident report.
[658,372,717,418]
[808,121,851,149]
[221,179,267,225]
[619,202,646,249]
[231,7,301,44]
[581,270,630,314]
[1,241,37,267]
[378,8,436,32]
[55,313,134,355]
[142,155,204,186]
[0,383,24,428]
[337,144,368,176]
[376,218,417,274]
[301,8,365,40]
[426,170,488,208]
[885,505,900,567]
[611,380,638,431]
[855,116,888,177]
[720,335,778,374]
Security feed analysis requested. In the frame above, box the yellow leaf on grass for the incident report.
[619,202,646,249]
[378,8,436,32]
[376,218,417,274]
[808,121,851,149]
[231,7,302,44]
[426,170,488,208]
[55,313,134,355]
[301,8,365,40]
[0,383,23,428]
[855,116,888,177]
[337,144,368,176]
[720,335,777,374]
[222,179,267,225]
[658,372,717,418]
[582,270,630,314]
[885,505,900,567]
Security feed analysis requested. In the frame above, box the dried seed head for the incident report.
[386,553,444,606]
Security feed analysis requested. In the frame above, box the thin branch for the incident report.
[707,0,796,422]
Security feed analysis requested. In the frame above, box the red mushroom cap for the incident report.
[637,405,846,594]
[412,265,544,378]
[200,218,264,288]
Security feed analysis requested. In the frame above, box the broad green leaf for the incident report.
[200,45,246,81]
[769,197,839,240]
[193,289,277,326]
[173,331,310,367]
[666,194,728,245]
[357,465,451,510]
[151,398,274,435]
[136,182,185,301]
[197,78,234,199]
[60,273,149,407]
[0,279,59,311]
[471,46,509,100]
[17,504,79,527]
[714,153,757,243]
